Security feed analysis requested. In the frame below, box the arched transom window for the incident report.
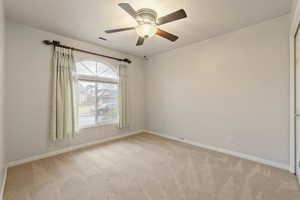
[76,61,118,128]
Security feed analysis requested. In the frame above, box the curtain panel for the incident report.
[118,64,129,128]
[50,47,78,142]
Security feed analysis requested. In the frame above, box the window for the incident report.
[76,61,118,128]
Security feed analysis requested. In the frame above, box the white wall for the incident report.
[4,21,145,162]
[292,0,299,22]
[0,0,5,197]
[145,15,290,166]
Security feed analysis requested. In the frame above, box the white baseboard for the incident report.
[6,129,290,171]
[0,167,7,200]
[145,130,290,171]
[7,130,143,167]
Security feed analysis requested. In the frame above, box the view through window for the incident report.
[77,61,118,127]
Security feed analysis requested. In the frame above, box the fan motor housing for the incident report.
[136,8,157,25]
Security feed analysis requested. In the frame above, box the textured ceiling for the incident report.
[4,0,292,57]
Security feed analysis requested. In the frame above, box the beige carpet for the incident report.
[4,133,300,200]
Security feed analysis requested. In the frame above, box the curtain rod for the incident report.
[43,40,132,64]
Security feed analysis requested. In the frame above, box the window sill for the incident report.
[79,121,118,130]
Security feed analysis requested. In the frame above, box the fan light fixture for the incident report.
[135,23,157,38]
[104,3,187,46]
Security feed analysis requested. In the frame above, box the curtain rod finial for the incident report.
[123,58,132,64]
[43,40,51,45]
[43,40,61,46]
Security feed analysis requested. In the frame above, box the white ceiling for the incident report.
[4,0,292,57]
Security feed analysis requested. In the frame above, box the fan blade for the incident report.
[105,27,135,33]
[118,3,137,19]
[156,29,178,41]
[136,37,144,46]
[157,9,187,25]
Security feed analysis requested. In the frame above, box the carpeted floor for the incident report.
[4,133,300,200]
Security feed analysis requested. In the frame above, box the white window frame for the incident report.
[77,61,119,129]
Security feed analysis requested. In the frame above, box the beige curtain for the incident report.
[50,47,78,142]
[118,64,129,128]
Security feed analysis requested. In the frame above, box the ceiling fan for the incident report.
[104,3,187,46]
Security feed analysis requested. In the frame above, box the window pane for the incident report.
[96,83,118,123]
[76,61,117,79]
[76,61,97,76]
[96,62,117,79]
[78,81,96,127]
